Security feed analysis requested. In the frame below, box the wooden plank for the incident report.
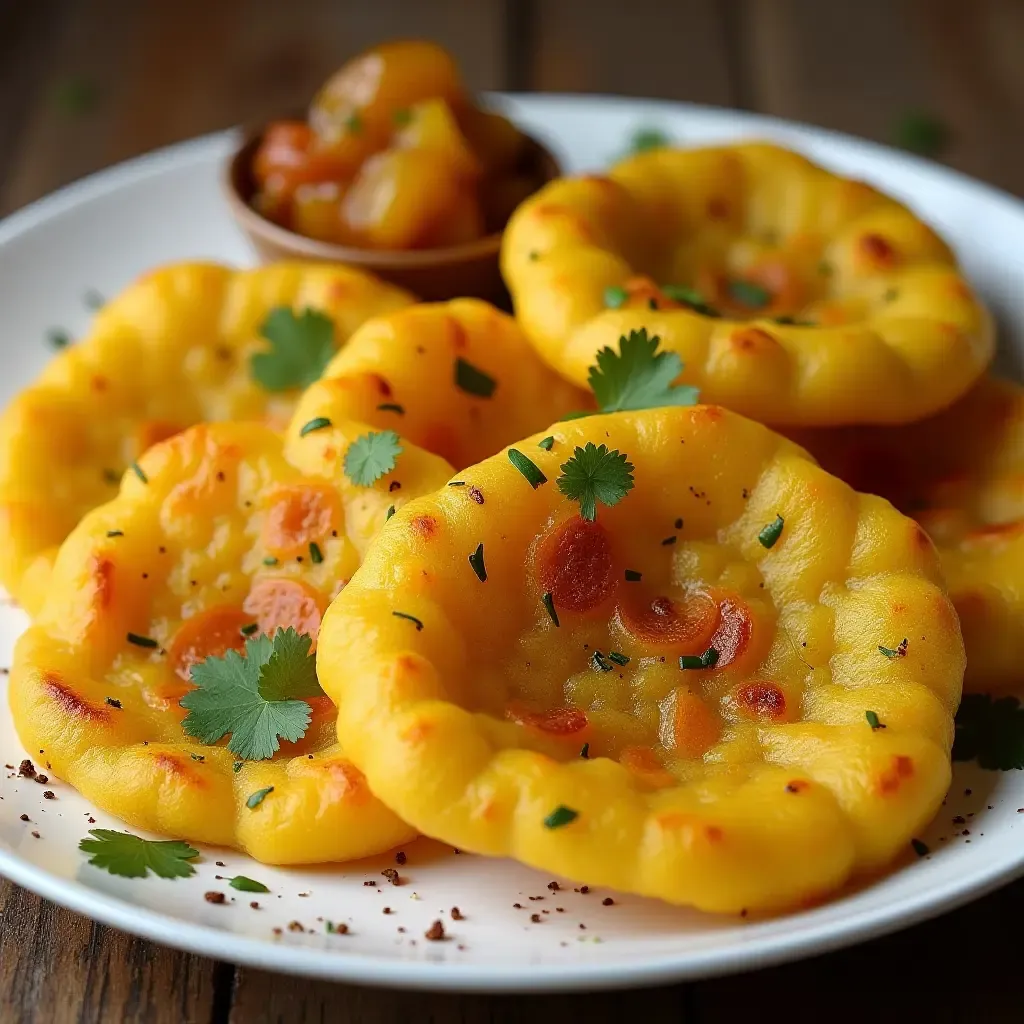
[228,969,692,1022]
[528,0,736,105]
[2,0,508,215]
[695,878,1024,1022]
[0,880,221,1024]
[736,0,1024,196]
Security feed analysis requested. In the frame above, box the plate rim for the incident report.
[1,92,1023,991]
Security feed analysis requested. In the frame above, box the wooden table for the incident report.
[2,1,1023,1019]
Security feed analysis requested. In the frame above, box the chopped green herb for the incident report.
[386,505,396,520]
[894,111,948,158]
[105,697,122,709]
[772,315,815,326]
[454,358,497,398]
[262,556,279,566]
[543,805,579,829]
[240,623,259,637]
[660,284,720,317]
[190,753,205,762]
[911,838,930,858]
[106,530,124,538]
[345,113,363,134]
[556,442,635,522]
[344,430,403,487]
[392,611,424,631]
[587,329,699,414]
[541,591,559,627]
[232,761,243,773]
[628,126,669,154]
[624,569,642,582]
[79,829,198,879]
[251,307,335,391]
[866,710,885,731]
[229,875,270,893]
[879,638,909,660]
[299,416,332,437]
[604,285,629,309]
[591,650,613,673]
[508,448,548,489]
[130,462,148,484]
[180,628,323,761]
[728,279,771,309]
[580,743,590,759]
[661,536,677,546]
[608,651,630,667]
[538,436,555,451]
[246,786,274,809]
[309,542,323,564]
[393,107,413,127]
[758,514,784,549]
[647,297,658,310]
[468,543,487,583]
[126,633,158,649]
[377,403,405,414]
[953,693,1024,770]
[680,647,719,670]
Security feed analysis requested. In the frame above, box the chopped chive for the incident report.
[911,838,930,857]
[538,436,555,451]
[309,542,323,564]
[541,591,559,627]
[591,650,613,673]
[448,481,466,487]
[701,647,720,669]
[543,805,579,829]
[866,710,885,730]
[345,113,363,134]
[240,623,259,636]
[454,358,497,398]
[392,611,424,631]
[628,127,669,153]
[727,280,771,309]
[879,638,909,659]
[232,761,243,774]
[105,697,122,709]
[508,449,547,489]
[386,505,396,520]
[130,462,148,484]
[580,743,590,759]
[190,753,205,763]
[604,285,628,309]
[126,632,158,649]
[106,530,124,538]
[229,875,270,893]
[648,298,658,310]
[624,569,642,582]
[680,646,719,670]
[246,786,274,809]
[377,403,405,414]
[262,556,279,566]
[468,543,487,583]
[661,284,721,317]
[758,514,784,549]
[661,535,677,546]
[608,651,630,667]
[47,328,70,349]
[299,416,332,437]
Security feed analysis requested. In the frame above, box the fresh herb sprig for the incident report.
[556,442,635,522]
[79,829,199,879]
[250,307,335,391]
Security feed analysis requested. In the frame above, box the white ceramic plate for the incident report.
[0,95,1022,993]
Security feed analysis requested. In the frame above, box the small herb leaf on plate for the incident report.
[78,829,199,879]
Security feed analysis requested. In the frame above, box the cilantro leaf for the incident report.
[587,329,699,413]
[343,430,403,487]
[180,628,324,760]
[627,127,669,154]
[556,442,635,522]
[79,829,199,879]
[250,307,336,391]
[953,694,1024,771]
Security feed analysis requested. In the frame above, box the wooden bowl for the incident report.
[222,125,561,304]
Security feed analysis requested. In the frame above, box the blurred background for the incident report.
[2,0,1023,216]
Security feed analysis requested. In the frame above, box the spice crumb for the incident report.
[250,902,260,910]
[31,831,40,839]
[383,907,392,915]
[204,892,226,904]
[425,919,446,941]
[19,813,29,822]
[35,775,49,785]
[602,897,614,906]
[287,921,304,933]
[272,927,282,936]
[215,861,226,867]
[381,867,401,885]
[395,851,407,865]
[556,907,565,913]
[43,790,55,800]
[547,881,560,891]
[364,880,377,886]
[530,913,541,923]
[513,903,522,909]
[450,906,464,920]
[18,759,35,779]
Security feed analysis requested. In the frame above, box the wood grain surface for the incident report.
[2,0,1023,1020]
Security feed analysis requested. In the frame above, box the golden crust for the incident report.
[501,142,993,428]
[794,375,1024,694]
[287,299,589,470]
[0,261,412,614]
[9,416,453,863]
[317,406,963,913]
